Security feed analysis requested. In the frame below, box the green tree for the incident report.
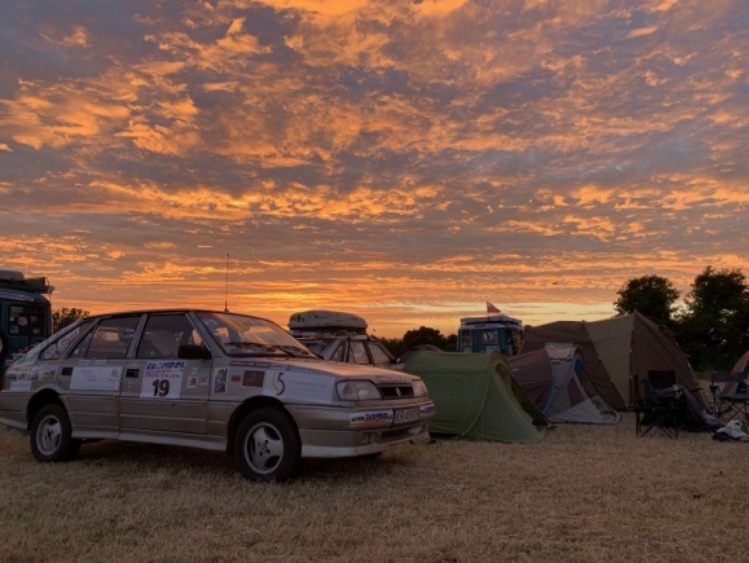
[402,326,448,351]
[52,308,89,332]
[379,337,404,358]
[614,275,680,326]
[380,327,456,359]
[676,266,749,370]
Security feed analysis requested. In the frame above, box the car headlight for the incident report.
[412,379,428,397]
[336,380,382,401]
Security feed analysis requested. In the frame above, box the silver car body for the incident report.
[0,310,434,478]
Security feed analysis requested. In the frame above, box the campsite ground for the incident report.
[1,416,747,562]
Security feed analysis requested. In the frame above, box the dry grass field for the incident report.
[1,416,748,563]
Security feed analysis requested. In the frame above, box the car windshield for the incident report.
[196,312,315,358]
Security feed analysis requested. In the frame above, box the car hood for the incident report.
[269,358,420,383]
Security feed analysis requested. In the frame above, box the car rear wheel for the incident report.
[234,407,301,482]
[0,330,7,362]
[30,403,81,462]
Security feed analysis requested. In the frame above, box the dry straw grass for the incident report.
[1,416,748,562]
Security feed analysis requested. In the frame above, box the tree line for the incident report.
[613,266,749,371]
[380,265,749,371]
[52,265,749,371]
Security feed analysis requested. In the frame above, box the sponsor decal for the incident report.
[187,376,198,388]
[55,327,81,354]
[271,372,286,396]
[242,370,265,387]
[349,410,394,427]
[213,368,227,394]
[230,375,241,383]
[7,366,26,381]
[263,371,334,402]
[141,360,185,399]
[420,403,436,416]
[9,380,32,391]
[0,291,35,303]
[26,365,54,382]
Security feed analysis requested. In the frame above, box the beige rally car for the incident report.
[0,309,435,481]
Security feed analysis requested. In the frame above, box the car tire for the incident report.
[233,407,301,482]
[0,330,7,362]
[30,403,81,462]
[0,330,7,386]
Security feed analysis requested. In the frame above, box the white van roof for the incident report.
[459,313,523,329]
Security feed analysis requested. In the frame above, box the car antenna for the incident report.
[224,252,230,312]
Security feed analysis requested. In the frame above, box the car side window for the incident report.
[39,321,94,360]
[327,340,345,362]
[350,341,369,365]
[70,316,140,360]
[369,342,392,364]
[136,314,202,359]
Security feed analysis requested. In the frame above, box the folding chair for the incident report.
[634,370,681,438]
[709,371,749,422]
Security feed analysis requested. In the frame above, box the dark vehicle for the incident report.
[456,313,523,356]
[0,271,53,383]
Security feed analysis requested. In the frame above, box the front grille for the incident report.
[379,385,414,399]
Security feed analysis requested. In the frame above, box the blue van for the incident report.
[456,313,524,356]
[0,271,53,382]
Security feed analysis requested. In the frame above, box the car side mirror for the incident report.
[178,344,212,360]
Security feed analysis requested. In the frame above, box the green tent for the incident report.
[404,350,550,443]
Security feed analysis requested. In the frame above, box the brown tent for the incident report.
[522,312,705,411]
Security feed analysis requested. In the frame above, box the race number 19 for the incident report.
[152,379,170,397]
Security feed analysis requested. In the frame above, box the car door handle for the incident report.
[126,368,139,378]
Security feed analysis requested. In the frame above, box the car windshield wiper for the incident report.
[273,345,316,358]
[222,341,289,355]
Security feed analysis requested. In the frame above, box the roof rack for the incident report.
[0,270,53,294]
[459,313,523,328]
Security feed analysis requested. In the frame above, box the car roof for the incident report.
[76,309,276,324]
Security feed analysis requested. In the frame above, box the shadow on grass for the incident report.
[73,437,431,483]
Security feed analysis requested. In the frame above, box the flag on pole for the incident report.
[486,301,501,314]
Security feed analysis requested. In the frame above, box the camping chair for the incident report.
[634,370,681,438]
[709,371,749,422]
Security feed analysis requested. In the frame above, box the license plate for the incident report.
[394,407,420,425]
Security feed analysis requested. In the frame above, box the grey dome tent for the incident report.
[506,344,620,424]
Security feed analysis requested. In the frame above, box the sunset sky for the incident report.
[2,0,748,337]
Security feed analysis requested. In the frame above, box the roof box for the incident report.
[288,310,368,333]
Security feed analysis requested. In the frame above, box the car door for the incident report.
[119,312,211,437]
[62,315,141,437]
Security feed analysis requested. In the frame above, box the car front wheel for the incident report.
[30,403,81,462]
[234,407,301,482]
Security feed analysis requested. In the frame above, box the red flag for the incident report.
[486,301,501,314]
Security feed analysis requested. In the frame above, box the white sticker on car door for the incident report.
[70,366,123,391]
[140,360,185,399]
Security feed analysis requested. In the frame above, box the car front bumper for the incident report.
[287,401,434,458]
